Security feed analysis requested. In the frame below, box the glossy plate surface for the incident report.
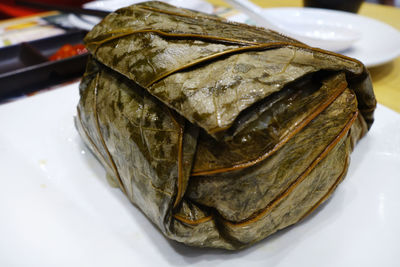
[83,0,214,13]
[69,0,214,31]
[0,83,399,266]
[228,7,400,67]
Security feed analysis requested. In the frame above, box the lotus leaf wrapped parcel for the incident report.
[76,1,376,250]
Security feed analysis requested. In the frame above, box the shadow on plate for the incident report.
[368,61,395,83]
[153,187,351,266]
[75,121,358,266]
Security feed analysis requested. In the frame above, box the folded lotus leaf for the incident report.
[76,1,376,249]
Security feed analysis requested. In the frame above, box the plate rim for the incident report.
[262,7,400,67]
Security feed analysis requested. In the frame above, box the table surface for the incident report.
[210,0,400,113]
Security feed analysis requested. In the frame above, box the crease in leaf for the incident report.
[76,1,376,250]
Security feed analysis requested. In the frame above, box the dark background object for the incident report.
[304,0,365,13]
[0,30,88,101]
[0,0,90,20]
[14,0,110,18]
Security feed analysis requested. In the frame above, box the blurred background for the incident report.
[0,0,398,19]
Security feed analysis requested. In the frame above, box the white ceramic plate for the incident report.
[83,0,214,13]
[227,8,400,67]
[0,84,400,266]
[69,0,214,31]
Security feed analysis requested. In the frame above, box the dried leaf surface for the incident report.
[77,1,376,249]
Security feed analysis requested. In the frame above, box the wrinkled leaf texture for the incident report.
[76,1,376,249]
